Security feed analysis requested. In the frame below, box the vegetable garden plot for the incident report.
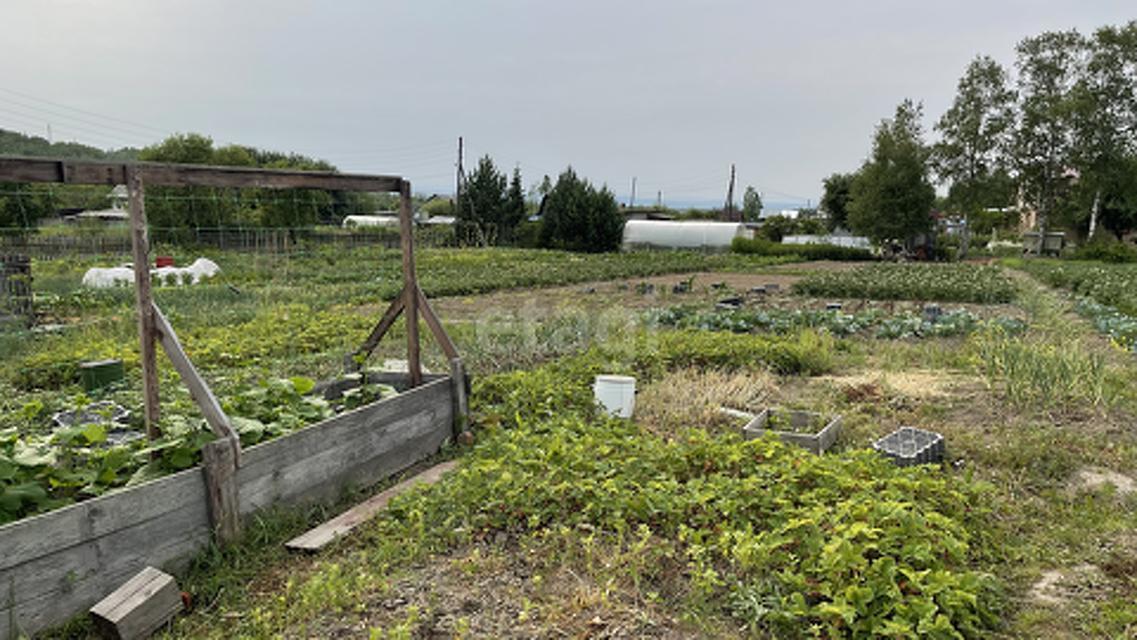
[0,156,469,636]
[793,263,1017,303]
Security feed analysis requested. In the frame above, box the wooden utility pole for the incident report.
[455,136,464,206]
[127,167,160,443]
[723,163,736,221]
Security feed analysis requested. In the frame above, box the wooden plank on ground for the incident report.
[89,566,183,640]
[285,460,458,553]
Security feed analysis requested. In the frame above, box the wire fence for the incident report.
[0,225,460,256]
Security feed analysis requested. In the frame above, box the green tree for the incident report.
[1012,29,1086,238]
[758,215,797,242]
[538,167,624,252]
[933,55,1017,255]
[456,155,507,245]
[506,166,526,236]
[820,172,856,231]
[848,100,936,246]
[742,186,763,222]
[139,133,233,228]
[1069,22,1137,239]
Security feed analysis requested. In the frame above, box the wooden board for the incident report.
[152,302,239,453]
[286,460,458,552]
[0,156,401,192]
[90,566,183,640]
[237,377,453,513]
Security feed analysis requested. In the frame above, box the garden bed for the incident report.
[0,374,457,638]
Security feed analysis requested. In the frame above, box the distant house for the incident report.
[65,184,129,223]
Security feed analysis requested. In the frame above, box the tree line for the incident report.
[455,155,624,252]
[821,21,1137,252]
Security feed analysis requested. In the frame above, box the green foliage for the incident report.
[137,133,340,229]
[821,172,855,232]
[648,304,1025,341]
[848,100,936,245]
[538,167,624,253]
[1014,259,1137,315]
[742,186,763,222]
[732,236,873,261]
[1072,237,1137,263]
[456,155,510,245]
[757,214,797,242]
[969,325,1110,408]
[345,347,1004,638]
[794,263,1017,304]
[933,56,1016,220]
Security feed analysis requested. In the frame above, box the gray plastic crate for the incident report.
[873,426,944,467]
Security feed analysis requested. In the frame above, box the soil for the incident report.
[1073,468,1137,496]
[1029,564,1109,606]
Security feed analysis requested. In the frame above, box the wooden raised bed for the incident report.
[0,373,458,638]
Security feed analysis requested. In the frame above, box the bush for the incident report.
[731,236,873,261]
[538,167,624,253]
[1072,238,1137,263]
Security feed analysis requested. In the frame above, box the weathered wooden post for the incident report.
[399,179,423,387]
[127,167,161,444]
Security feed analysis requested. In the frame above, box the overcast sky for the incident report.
[1,1,1133,206]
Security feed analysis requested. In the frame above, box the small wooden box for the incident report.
[90,566,183,640]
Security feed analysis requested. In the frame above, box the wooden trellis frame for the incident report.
[0,155,466,543]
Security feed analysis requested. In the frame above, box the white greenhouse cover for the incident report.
[342,215,400,228]
[622,220,747,249]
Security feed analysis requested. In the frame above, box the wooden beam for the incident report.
[347,292,405,371]
[416,286,459,361]
[285,461,457,553]
[152,303,241,462]
[399,180,422,387]
[89,566,183,640]
[201,439,241,545]
[127,168,161,444]
[0,156,402,192]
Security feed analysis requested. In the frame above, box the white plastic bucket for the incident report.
[594,374,636,418]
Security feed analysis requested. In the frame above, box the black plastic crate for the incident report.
[873,426,944,467]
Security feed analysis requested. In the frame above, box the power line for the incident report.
[0,86,169,135]
[0,95,157,144]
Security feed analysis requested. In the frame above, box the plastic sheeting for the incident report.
[622,220,747,249]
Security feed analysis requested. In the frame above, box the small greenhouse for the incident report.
[622,220,750,250]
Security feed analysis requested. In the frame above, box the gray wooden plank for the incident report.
[0,156,401,192]
[152,302,238,450]
[2,496,209,637]
[286,460,458,552]
[239,377,451,474]
[0,466,206,572]
[239,394,450,512]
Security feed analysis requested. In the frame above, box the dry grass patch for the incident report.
[634,368,776,437]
